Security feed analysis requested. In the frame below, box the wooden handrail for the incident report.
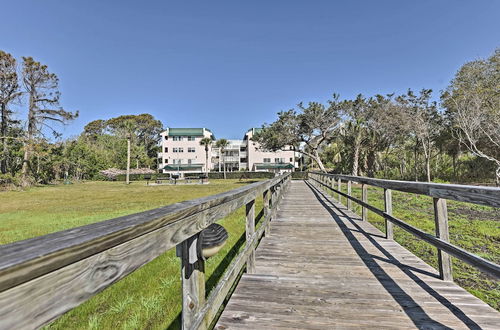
[309,172,500,280]
[0,173,292,329]
[313,173,500,208]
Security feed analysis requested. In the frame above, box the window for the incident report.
[173,159,182,164]
[164,136,168,140]
[158,157,162,164]
[188,159,192,164]
[290,158,293,162]
[164,147,168,153]
[174,148,184,153]
[178,147,184,153]
[173,136,182,141]
[165,159,168,164]
[188,147,195,153]
[263,158,271,163]
[187,136,196,141]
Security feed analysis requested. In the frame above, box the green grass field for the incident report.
[1,178,499,329]
[325,183,500,311]
[0,179,265,329]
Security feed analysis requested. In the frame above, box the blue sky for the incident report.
[2,1,499,139]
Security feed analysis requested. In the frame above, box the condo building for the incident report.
[158,127,300,177]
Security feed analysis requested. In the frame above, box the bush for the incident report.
[292,171,308,179]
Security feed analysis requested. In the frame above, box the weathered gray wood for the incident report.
[362,184,368,221]
[310,175,500,279]
[313,172,500,208]
[216,180,500,330]
[0,173,291,329]
[434,198,453,281]
[384,188,393,240]
[263,189,271,236]
[347,180,352,210]
[190,210,270,330]
[246,199,256,274]
[0,174,287,293]
[178,234,205,330]
[337,178,342,204]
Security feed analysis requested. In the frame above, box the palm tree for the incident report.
[199,137,212,176]
[215,139,230,179]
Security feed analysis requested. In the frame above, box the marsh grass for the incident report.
[0,179,264,329]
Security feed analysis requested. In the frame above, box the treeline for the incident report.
[254,48,500,185]
[0,50,163,186]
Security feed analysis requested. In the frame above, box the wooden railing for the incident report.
[0,173,291,330]
[309,172,500,281]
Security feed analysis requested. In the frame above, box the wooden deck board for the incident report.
[215,180,500,329]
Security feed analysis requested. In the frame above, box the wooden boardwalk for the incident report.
[216,180,500,329]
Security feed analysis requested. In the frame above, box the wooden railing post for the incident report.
[177,234,205,330]
[263,189,271,236]
[347,180,352,210]
[384,189,393,240]
[246,198,256,274]
[337,178,342,204]
[433,198,453,281]
[362,184,368,221]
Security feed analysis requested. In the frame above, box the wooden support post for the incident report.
[246,199,256,274]
[384,189,393,240]
[263,189,271,236]
[362,184,368,221]
[347,180,352,210]
[177,234,205,330]
[433,198,453,281]
[337,178,342,204]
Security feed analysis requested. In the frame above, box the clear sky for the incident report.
[2,1,499,139]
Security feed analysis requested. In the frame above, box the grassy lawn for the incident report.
[0,179,265,329]
[325,183,500,311]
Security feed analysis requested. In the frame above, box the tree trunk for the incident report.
[0,104,7,174]
[352,143,360,176]
[425,156,431,182]
[313,149,327,173]
[414,142,419,181]
[126,138,131,184]
[205,148,209,175]
[367,150,376,177]
[496,166,500,187]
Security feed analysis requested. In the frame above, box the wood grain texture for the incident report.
[216,180,500,330]
[0,174,291,329]
[0,174,289,293]
[362,183,368,221]
[433,198,453,281]
[309,174,500,279]
[311,172,500,208]
[178,234,205,330]
[384,188,393,240]
[245,199,256,274]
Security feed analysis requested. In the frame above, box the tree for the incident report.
[215,138,230,179]
[253,95,341,172]
[21,57,78,185]
[396,89,441,182]
[200,137,212,176]
[0,51,21,174]
[442,49,500,185]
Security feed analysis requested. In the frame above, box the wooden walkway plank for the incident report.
[215,180,500,329]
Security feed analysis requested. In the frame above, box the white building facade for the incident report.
[158,127,300,176]
[158,128,214,176]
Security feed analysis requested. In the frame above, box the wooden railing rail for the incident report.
[309,172,500,280]
[0,173,291,330]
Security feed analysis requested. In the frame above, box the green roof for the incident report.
[167,128,212,137]
[255,163,294,169]
[163,164,204,171]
